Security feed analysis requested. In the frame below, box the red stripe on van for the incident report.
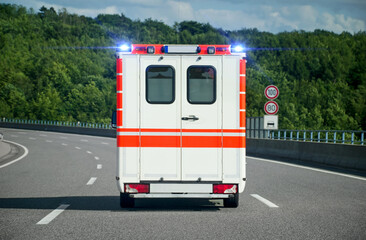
[117,93,123,109]
[116,128,246,133]
[240,76,245,92]
[240,93,246,110]
[240,111,246,128]
[117,75,122,91]
[117,135,246,148]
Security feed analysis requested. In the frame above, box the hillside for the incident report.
[1,4,365,129]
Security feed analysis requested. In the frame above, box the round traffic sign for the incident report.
[264,85,279,100]
[264,101,279,115]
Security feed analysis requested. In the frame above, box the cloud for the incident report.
[166,0,195,22]
[3,0,366,33]
[321,13,365,33]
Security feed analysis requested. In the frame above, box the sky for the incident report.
[3,0,366,33]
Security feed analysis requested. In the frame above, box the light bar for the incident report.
[231,45,245,53]
[117,44,132,52]
[163,45,199,54]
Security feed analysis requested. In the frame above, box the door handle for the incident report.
[182,115,199,121]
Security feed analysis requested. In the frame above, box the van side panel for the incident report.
[222,56,246,192]
[117,55,140,190]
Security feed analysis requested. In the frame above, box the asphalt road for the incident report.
[0,128,365,240]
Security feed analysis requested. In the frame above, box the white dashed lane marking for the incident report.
[75,147,81,150]
[101,142,109,145]
[94,156,100,160]
[97,164,102,169]
[86,177,97,185]
[37,204,70,225]
[86,151,92,154]
[250,194,279,208]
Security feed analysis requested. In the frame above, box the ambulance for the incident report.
[113,44,246,208]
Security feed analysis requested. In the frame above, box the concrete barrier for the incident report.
[0,122,115,138]
[247,138,366,171]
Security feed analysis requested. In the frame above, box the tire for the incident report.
[224,194,239,208]
[120,193,135,208]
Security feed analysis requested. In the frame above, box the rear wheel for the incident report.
[223,193,239,208]
[120,193,135,208]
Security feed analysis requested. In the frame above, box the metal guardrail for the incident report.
[1,117,364,145]
[247,129,365,145]
[0,118,112,129]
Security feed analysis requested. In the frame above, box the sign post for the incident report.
[264,85,279,130]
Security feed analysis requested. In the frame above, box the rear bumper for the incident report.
[130,193,233,199]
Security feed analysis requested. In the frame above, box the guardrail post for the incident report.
[318,131,320,142]
[326,132,328,143]
[361,132,364,145]
[342,132,345,144]
[290,131,293,140]
[278,131,281,140]
[351,132,354,145]
[334,132,337,144]
[284,130,287,140]
[310,131,313,142]
[303,131,306,142]
[296,131,299,141]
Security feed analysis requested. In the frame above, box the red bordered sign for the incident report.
[264,85,279,100]
[264,101,279,115]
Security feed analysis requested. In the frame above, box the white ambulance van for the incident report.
[114,44,246,208]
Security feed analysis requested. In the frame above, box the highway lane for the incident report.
[0,128,366,240]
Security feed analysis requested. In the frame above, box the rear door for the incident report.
[140,55,181,181]
[181,56,223,181]
[140,55,222,181]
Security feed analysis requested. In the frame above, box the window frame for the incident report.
[145,65,176,104]
[187,65,217,105]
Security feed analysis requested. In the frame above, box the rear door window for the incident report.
[146,66,175,104]
[187,66,216,104]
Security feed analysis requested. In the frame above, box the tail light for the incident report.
[213,184,237,194]
[125,184,150,193]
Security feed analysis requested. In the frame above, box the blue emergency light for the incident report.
[117,44,132,52]
[231,45,245,53]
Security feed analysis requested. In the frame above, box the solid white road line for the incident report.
[101,142,109,145]
[87,177,97,185]
[97,164,102,169]
[248,156,366,181]
[0,140,29,169]
[94,156,100,160]
[37,204,70,225]
[251,194,279,208]
[86,151,92,154]
[75,146,81,150]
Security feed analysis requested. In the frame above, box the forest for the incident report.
[0,4,365,130]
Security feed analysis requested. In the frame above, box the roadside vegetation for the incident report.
[0,4,365,130]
